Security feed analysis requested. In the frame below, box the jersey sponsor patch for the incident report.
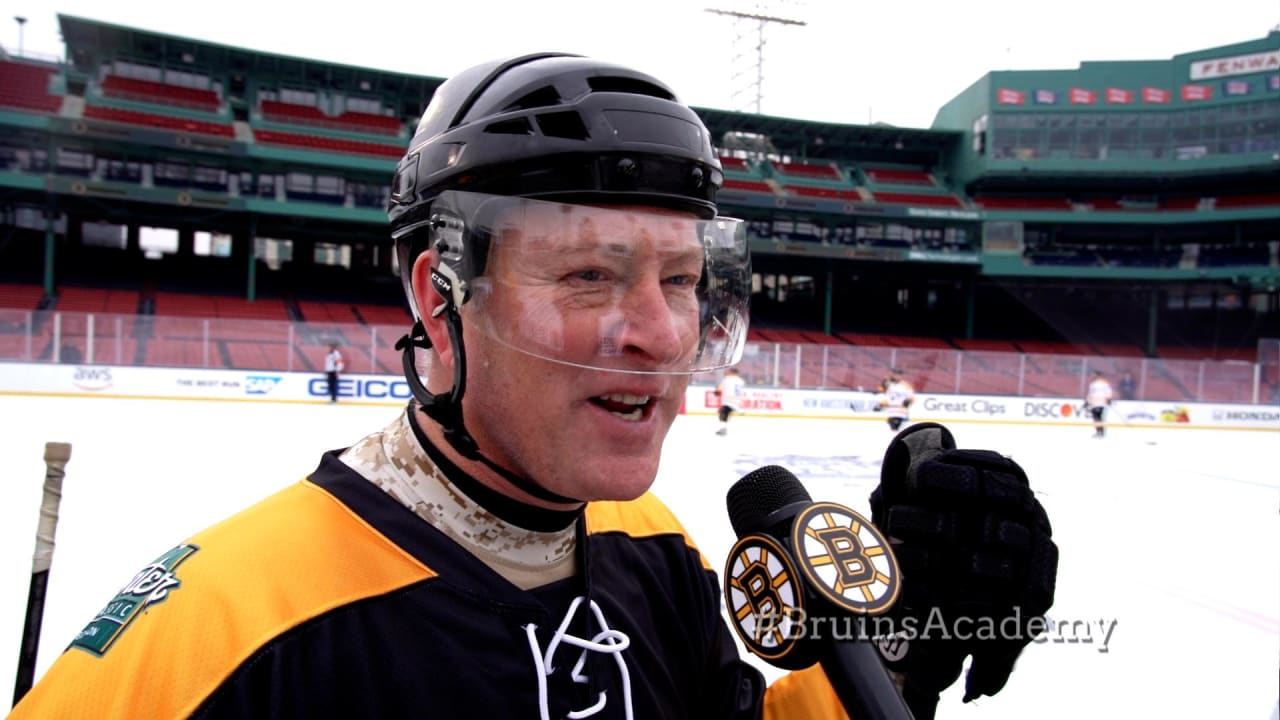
[70,544,199,656]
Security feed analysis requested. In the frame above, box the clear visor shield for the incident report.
[423,191,750,375]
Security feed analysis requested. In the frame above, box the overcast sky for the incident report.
[8,1,1279,128]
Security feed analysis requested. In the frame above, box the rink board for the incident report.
[0,361,1275,431]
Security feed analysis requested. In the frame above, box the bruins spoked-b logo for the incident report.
[790,502,900,615]
[71,544,199,656]
[723,534,805,662]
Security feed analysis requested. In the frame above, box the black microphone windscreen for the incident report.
[726,465,813,538]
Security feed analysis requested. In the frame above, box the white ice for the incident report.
[1,394,1277,718]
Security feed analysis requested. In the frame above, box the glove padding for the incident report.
[869,422,1058,719]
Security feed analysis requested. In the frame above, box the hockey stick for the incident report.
[11,442,71,708]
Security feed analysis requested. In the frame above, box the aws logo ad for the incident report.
[72,366,113,392]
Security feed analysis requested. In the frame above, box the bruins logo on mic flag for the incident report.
[723,534,807,665]
[792,503,900,616]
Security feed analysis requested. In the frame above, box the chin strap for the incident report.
[398,315,475,456]
[396,304,582,506]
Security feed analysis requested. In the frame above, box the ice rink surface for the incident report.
[1,393,1276,718]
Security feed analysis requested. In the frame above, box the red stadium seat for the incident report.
[82,105,234,137]
[261,100,401,135]
[973,196,1072,211]
[871,191,964,208]
[772,161,842,181]
[0,60,63,114]
[1212,192,1280,209]
[721,178,776,194]
[253,128,404,158]
[784,185,862,201]
[102,75,220,112]
[0,282,46,310]
[862,167,935,186]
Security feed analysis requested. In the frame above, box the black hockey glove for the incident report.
[869,422,1058,720]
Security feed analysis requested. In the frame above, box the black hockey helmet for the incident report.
[385,54,748,502]
[388,53,726,315]
[389,52,723,219]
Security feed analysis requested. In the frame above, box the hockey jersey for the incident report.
[10,432,845,718]
[882,380,915,418]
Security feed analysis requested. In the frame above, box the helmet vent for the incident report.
[536,111,590,140]
[504,85,563,111]
[485,117,535,135]
[587,76,675,101]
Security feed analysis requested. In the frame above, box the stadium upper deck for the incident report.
[0,15,1276,357]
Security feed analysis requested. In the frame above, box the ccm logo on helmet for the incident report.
[308,378,413,400]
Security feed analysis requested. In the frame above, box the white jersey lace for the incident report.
[524,595,633,720]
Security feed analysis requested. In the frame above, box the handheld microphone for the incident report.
[724,465,914,720]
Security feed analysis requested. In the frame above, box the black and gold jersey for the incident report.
[10,449,844,719]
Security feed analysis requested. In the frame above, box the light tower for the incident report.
[14,16,27,57]
[704,3,807,115]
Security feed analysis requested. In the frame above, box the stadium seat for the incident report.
[101,75,221,112]
[771,160,844,182]
[783,185,862,201]
[1160,197,1201,211]
[261,100,401,136]
[1016,340,1091,356]
[252,128,404,158]
[82,104,234,137]
[354,304,412,325]
[952,338,1020,353]
[0,283,46,310]
[861,167,935,186]
[298,301,360,323]
[1212,192,1280,209]
[973,196,1073,211]
[870,191,964,208]
[718,155,751,173]
[0,60,63,114]
[54,287,140,314]
[721,178,777,194]
[144,338,207,368]
[154,292,217,318]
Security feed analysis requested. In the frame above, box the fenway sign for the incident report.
[1190,50,1280,80]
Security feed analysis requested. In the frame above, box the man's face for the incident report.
[450,202,706,502]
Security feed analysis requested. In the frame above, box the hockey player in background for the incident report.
[11,54,1057,720]
[880,369,916,432]
[1085,370,1114,438]
[714,367,746,436]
